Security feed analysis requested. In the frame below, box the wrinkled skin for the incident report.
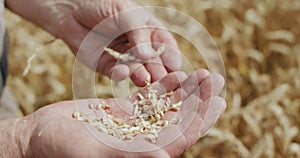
[7,0,182,86]
[21,70,225,158]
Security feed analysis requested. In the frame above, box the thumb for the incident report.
[127,28,156,60]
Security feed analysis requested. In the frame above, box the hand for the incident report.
[6,0,182,86]
[6,70,225,158]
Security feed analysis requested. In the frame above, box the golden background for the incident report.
[5,0,300,157]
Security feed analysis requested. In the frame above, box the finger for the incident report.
[199,73,225,100]
[176,97,225,147]
[96,53,117,76]
[145,57,168,81]
[198,96,226,136]
[127,28,156,60]
[150,18,182,71]
[110,64,130,81]
[161,46,182,72]
[150,17,178,48]
[170,69,210,103]
[150,71,187,95]
[127,62,150,87]
[180,112,204,147]
[175,93,225,137]
[179,93,201,116]
[97,43,131,80]
[164,69,209,120]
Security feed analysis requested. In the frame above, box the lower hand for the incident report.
[11,70,225,158]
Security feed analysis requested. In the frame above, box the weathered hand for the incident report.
[72,0,182,86]
[68,0,181,86]
[7,0,182,86]
[19,70,225,158]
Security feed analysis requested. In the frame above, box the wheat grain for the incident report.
[72,75,182,143]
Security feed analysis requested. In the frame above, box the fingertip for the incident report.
[195,69,210,82]
[148,71,187,97]
[161,48,182,72]
[199,96,226,136]
[213,96,227,114]
[211,73,225,90]
[131,68,150,87]
[134,80,147,87]
[145,58,168,82]
[135,44,156,60]
[200,73,225,100]
[110,64,130,81]
[210,96,226,111]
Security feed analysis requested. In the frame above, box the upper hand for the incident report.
[8,0,182,86]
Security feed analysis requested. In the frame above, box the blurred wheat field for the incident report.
[4,0,300,157]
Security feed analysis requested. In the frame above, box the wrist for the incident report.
[0,117,33,157]
[5,0,78,38]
